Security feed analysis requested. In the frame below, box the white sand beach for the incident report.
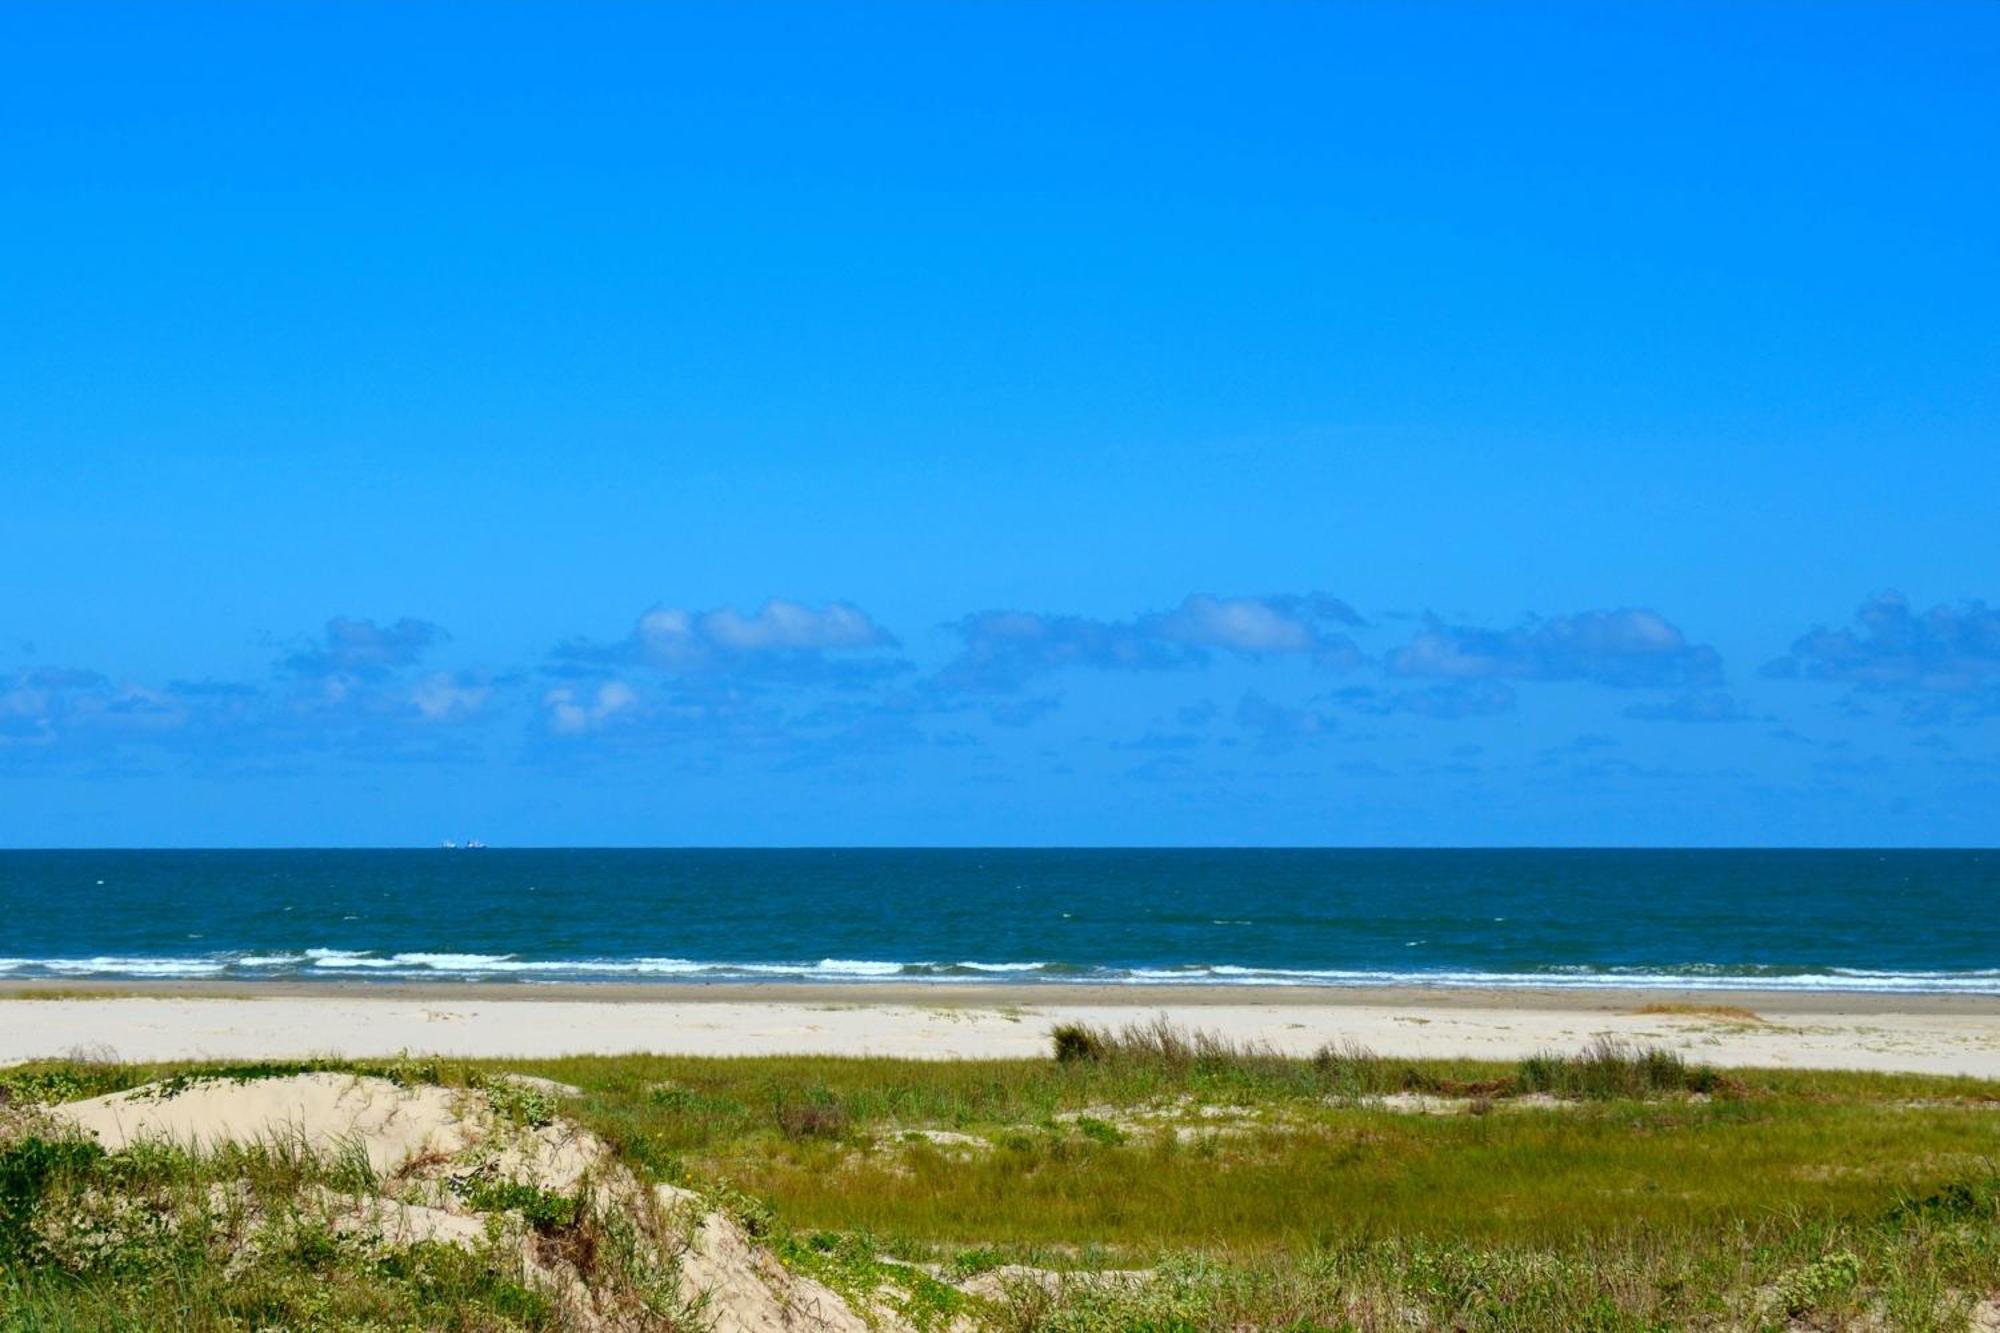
[5,984,1998,1077]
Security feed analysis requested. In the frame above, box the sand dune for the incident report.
[37,1072,902,1331]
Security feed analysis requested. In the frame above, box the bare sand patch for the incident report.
[49,1072,473,1175]
[6,991,1998,1076]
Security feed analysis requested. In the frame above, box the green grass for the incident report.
[521,1037,2000,1328]
[4,1031,2000,1330]
[0,1130,565,1331]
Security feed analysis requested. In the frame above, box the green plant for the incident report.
[450,1174,583,1233]
[1051,1024,1106,1064]
[0,1135,106,1262]
[1517,1037,1713,1100]
[775,1093,850,1141]
[480,1077,560,1129]
[0,1060,132,1107]
[1776,1250,1862,1316]
[1068,1116,1124,1146]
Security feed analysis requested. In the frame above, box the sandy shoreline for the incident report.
[4,978,2000,1015]
[2,981,1997,1076]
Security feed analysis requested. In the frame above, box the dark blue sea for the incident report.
[0,849,1993,993]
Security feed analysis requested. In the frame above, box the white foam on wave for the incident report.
[474,958,704,975]
[305,949,402,970]
[41,957,229,978]
[388,952,519,969]
[4,949,1997,994]
[405,956,712,976]
[1101,965,2000,994]
[809,959,910,977]
[1829,966,2000,979]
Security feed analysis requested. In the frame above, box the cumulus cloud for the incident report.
[533,600,951,756]
[1388,609,1722,690]
[0,668,199,748]
[411,672,493,723]
[936,611,1191,692]
[554,599,901,687]
[276,619,493,737]
[937,593,1362,693]
[3,614,496,772]
[284,617,447,677]
[539,675,878,755]
[1144,593,1362,658]
[1,668,104,744]
[636,601,889,662]
[1764,592,2000,703]
[1233,691,1337,749]
[544,681,639,735]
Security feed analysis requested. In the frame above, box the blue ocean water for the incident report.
[0,849,1993,992]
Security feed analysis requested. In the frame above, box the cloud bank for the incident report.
[1388,609,1723,690]
[553,599,902,688]
[5,589,1989,783]
[1766,592,2000,704]
[936,593,1362,693]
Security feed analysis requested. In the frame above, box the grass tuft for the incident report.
[1517,1035,1728,1099]
[775,1092,851,1141]
[1050,1015,1287,1074]
[1634,1002,1766,1023]
[1050,1023,1106,1064]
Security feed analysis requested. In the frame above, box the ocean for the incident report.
[0,848,1992,993]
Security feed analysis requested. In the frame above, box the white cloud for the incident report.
[1150,595,1317,654]
[560,598,901,684]
[412,673,492,723]
[545,680,639,735]
[1388,609,1722,689]
[699,600,888,653]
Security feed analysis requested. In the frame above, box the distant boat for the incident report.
[464,839,488,849]
[438,839,487,849]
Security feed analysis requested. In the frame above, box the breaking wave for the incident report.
[1,952,1996,993]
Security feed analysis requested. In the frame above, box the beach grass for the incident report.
[0,1134,571,1331]
[1631,1001,1769,1023]
[3,1029,1999,1329]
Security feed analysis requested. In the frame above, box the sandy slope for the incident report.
[4,989,1999,1076]
[49,1071,473,1173]
[36,1072,901,1331]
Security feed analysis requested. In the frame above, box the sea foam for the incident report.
[0,953,1996,993]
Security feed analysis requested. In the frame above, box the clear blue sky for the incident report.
[3,2,1995,846]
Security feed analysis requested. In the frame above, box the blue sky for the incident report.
[2,2,1995,846]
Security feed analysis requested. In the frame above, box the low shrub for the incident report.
[776,1096,850,1141]
[1776,1250,1862,1317]
[479,1077,560,1129]
[1518,1037,1715,1100]
[449,1173,583,1233]
[1050,1016,1283,1076]
[1051,1024,1107,1064]
[0,1136,106,1262]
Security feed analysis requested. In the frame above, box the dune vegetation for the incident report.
[2,1021,1998,1331]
